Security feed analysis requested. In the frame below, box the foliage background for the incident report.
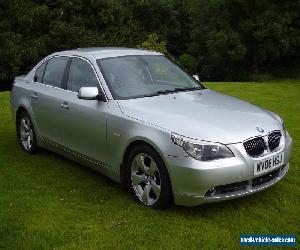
[0,0,299,84]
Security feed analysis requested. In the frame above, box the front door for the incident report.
[58,57,109,164]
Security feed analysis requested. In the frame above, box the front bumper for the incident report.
[165,134,293,207]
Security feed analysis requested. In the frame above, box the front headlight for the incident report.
[279,117,288,137]
[282,121,287,136]
[171,132,234,161]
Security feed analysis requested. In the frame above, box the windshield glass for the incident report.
[97,55,204,99]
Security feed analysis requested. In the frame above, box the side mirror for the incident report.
[193,74,200,81]
[78,87,106,101]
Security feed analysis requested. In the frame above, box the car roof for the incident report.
[53,47,162,59]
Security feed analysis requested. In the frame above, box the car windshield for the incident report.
[97,55,204,99]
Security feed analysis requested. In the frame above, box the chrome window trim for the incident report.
[33,55,108,101]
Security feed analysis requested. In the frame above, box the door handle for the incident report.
[31,93,38,99]
[60,102,69,110]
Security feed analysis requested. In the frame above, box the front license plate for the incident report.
[254,152,284,176]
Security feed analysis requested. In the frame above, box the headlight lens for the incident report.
[171,133,234,161]
[282,121,286,136]
[280,117,288,137]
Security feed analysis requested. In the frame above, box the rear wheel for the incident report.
[17,111,38,153]
[126,144,173,208]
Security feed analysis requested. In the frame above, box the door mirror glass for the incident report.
[193,74,200,81]
[78,87,99,100]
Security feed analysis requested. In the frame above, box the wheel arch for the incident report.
[120,138,168,187]
[15,105,39,142]
[15,106,30,139]
[16,105,28,122]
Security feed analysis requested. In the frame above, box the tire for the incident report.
[17,110,38,154]
[126,144,173,208]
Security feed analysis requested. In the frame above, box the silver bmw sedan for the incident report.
[10,48,293,208]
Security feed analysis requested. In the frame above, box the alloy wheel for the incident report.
[19,116,34,151]
[130,153,161,205]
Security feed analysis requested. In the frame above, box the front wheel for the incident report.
[17,111,38,153]
[126,144,173,208]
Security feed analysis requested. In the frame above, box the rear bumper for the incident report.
[165,133,292,207]
[10,92,17,123]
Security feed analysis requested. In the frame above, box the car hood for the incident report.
[117,89,282,144]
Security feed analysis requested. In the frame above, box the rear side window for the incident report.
[34,61,47,83]
[43,57,69,88]
[67,58,99,92]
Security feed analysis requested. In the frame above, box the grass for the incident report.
[0,80,299,249]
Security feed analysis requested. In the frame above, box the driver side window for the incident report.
[67,58,99,92]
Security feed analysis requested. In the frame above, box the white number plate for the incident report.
[254,152,284,176]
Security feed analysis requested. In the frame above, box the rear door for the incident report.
[57,57,109,164]
[31,56,70,145]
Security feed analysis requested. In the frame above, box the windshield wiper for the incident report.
[143,90,174,97]
[155,89,177,95]
[143,86,203,97]
[173,86,203,92]
[155,87,202,94]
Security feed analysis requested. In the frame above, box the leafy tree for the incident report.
[188,0,300,80]
[178,53,198,74]
[138,33,173,58]
[0,32,22,82]
[0,0,299,85]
